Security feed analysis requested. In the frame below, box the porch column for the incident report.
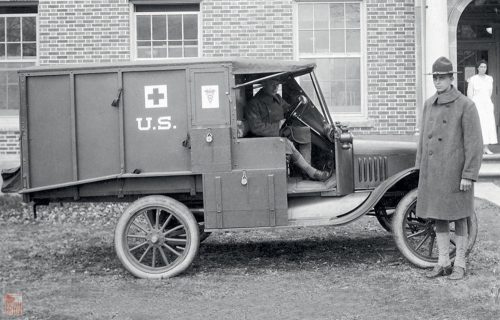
[425,0,449,98]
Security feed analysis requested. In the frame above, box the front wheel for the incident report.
[114,195,200,279]
[392,188,478,268]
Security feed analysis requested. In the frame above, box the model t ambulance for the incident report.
[6,58,477,278]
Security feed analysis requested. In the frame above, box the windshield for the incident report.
[277,74,335,141]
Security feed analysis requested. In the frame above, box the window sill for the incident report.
[332,116,374,128]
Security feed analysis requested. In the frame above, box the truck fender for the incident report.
[330,167,419,226]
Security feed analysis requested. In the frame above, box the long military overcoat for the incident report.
[416,86,483,220]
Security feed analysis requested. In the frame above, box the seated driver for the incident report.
[244,78,330,181]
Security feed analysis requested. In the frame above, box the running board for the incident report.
[287,191,371,223]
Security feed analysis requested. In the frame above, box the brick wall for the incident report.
[0,0,419,157]
[363,0,417,135]
[0,131,20,156]
[38,0,130,64]
[202,0,294,59]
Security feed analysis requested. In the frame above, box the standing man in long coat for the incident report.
[416,57,483,280]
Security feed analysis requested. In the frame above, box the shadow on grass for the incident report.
[193,234,398,274]
[12,232,398,278]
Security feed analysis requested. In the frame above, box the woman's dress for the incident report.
[467,74,498,145]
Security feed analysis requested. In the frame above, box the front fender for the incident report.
[328,167,419,226]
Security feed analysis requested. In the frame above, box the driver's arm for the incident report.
[245,99,281,137]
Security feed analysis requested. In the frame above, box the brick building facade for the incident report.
[0,0,497,163]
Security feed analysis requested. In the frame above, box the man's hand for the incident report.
[460,178,473,192]
[298,95,308,105]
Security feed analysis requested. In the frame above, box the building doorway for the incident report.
[457,0,500,147]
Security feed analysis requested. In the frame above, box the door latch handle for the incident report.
[241,170,248,186]
[206,132,213,143]
[111,88,123,107]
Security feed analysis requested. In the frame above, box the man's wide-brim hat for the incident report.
[427,56,461,75]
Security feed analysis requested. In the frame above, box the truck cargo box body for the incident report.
[22,62,213,190]
[18,59,319,228]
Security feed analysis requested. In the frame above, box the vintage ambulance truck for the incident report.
[6,58,477,278]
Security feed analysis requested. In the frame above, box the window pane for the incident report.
[330,30,345,53]
[184,46,198,57]
[137,40,151,47]
[152,46,167,58]
[345,58,360,79]
[23,43,36,57]
[137,16,151,40]
[346,80,361,111]
[7,17,20,42]
[346,30,360,52]
[168,15,182,40]
[152,40,166,57]
[0,18,4,42]
[332,58,346,79]
[331,81,346,108]
[298,4,313,29]
[330,4,344,29]
[314,30,329,53]
[315,59,330,81]
[137,47,151,58]
[346,3,360,28]
[314,4,329,29]
[0,44,4,58]
[22,16,36,41]
[168,45,182,57]
[152,15,166,40]
[299,30,313,53]
[183,14,197,39]
[7,43,20,58]
[319,81,331,106]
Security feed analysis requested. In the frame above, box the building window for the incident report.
[133,4,200,59]
[0,7,37,114]
[297,1,364,116]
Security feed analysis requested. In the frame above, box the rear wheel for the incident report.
[392,188,478,268]
[114,195,199,279]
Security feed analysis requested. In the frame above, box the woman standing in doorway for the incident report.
[467,60,498,154]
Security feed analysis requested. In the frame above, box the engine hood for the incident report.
[353,135,417,156]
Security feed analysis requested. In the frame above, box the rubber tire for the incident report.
[375,205,393,232]
[392,188,478,268]
[114,195,200,279]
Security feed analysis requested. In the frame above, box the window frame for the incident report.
[0,12,38,118]
[294,0,368,123]
[130,4,202,60]
[0,13,38,63]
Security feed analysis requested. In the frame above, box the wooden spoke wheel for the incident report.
[114,196,199,279]
[391,189,478,268]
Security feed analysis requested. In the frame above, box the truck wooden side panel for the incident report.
[75,73,121,180]
[27,75,73,188]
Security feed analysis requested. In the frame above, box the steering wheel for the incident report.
[281,95,307,129]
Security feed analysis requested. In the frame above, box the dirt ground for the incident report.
[1,196,499,320]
